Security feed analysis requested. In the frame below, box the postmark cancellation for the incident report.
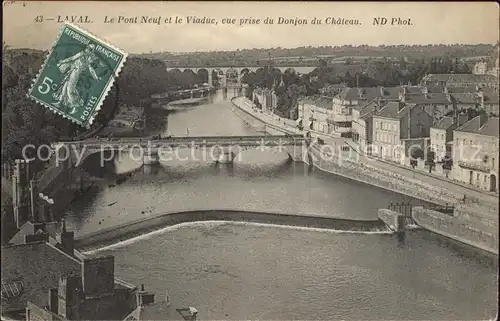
[28,23,128,128]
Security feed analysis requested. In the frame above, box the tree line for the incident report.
[240,55,475,119]
[143,43,497,67]
[1,50,207,167]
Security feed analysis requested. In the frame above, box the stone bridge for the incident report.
[52,135,309,166]
[166,65,318,87]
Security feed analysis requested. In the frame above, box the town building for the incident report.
[1,220,146,321]
[478,90,500,116]
[370,101,433,164]
[252,88,277,113]
[351,99,380,152]
[328,86,405,137]
[400,89,453,121]
[452,116,499,193]
[473,56,499,78]
[298,96,332,134]
[420,73,498,90]
[429,115,469,162]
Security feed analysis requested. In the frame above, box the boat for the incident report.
[164,96,209,109]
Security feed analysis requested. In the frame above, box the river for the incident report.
[64,90,498,320]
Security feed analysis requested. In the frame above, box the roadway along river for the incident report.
[64,90,498,320]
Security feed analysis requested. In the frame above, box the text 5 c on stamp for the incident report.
[28,23,128,128]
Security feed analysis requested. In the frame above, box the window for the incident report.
[463,139,466,145]
[484,175,487,183]
[493,158,496,167]
[477,173,480,181]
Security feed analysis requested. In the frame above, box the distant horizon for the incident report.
[4,43,498,56]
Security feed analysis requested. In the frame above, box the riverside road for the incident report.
[63,90,497,321]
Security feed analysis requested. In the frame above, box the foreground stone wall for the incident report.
[454,204,499,228]
[412,206,499,255]
[74,209,387,251]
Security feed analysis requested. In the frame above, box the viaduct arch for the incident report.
[166,66,317,87]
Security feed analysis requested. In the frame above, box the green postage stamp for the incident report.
[28,23,127,128]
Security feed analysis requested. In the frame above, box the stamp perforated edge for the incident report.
[27,22,128,129]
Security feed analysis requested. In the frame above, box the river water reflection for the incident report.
[65,90,498,320]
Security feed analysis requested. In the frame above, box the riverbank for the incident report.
[74,209,390,251]
[231,97,498,208]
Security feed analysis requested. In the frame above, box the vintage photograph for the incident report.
[2,1,499,320]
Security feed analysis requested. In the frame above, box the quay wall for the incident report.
[306,145,445,205]
[412,206,499,255]
[74,209,388,251]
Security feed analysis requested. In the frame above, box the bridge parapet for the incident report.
[54,135,307,166]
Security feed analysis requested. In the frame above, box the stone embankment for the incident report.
[412,206,499,255]
[74,209,389,251]
[307,145,459,206]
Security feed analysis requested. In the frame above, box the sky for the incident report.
[3,1,499,53]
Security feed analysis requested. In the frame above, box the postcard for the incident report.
[2,2,499,321]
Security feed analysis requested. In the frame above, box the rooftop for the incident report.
[137,300,185,321]
[374,101,401,119]
[1,241,81,312]
[299,95,333,109]
[450,93,479,104]
[482,90,500,104]
[2,222,136,313]
[404,93,450,104]
[422,73,498,84]
[445,85,479,93]
[456,115,499,137]
[432,116,455,130]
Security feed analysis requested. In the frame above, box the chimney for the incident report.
[376,97,382,111]
[82,256,115,296]
[29,180,37,223]
[25,232,49,243]
[60,219,75,256]
[137,284,155,307]
[398,91,405,102]
[58,275,83,320]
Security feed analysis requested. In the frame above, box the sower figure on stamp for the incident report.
[52,43,102,114]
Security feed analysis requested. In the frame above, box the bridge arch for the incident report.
[226,67,239,86]
[197,68,209,83]
[167,68,181,74]
[240,68,250,76]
